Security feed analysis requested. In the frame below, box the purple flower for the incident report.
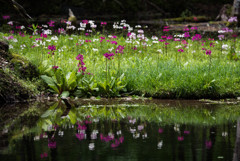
[104,53,115,60]
[178,136,184,141]
[101,22,107,26]
[184,130,190,134]
[40,33,47,38]
[115,45,124,54]
[76,133,86,140]
[48,45,56,51]
[228,17,238,23]
[158,128,163,133]
[48,139,56,149]
[52,66,59,70]
[47,20,55,27]
[218,35,224,40]
[206,50,211,55]
[178,49,184,52]
[192,34,202,41]
[184,32,190,38]
[2,15,10,20]
[205,140,212,149]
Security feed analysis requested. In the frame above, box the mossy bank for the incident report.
[0,40,41,103]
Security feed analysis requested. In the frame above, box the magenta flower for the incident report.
[163,26,169,32]
[206,50,211,55]
[115,45,124,54]
[192,34,202,41]
[181,40,188,45]
[205,140,212,149]
[167,35,173,40]
[119,136,124,143]
[161,36,167,39]
[48,139,56,148]
[2,15,10,20]
[40,33,47,38]
[178,49,184,52]
[184,32,190,38]
[47,20,55,27]
[48,45,56,51]
[111,41,118,45]
[52,66,59,70]
[178,136,184,141]
[76,133,86,140]
[111,139,120,148]
[104,53,115,60]
[158,128,163,133]
[101,22,107,26]
[184,130,190,134]
[82,20,88,24]
[183,27,189,31]
[191,26,198,30]
[76,54,87,74]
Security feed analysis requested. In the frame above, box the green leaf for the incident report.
[41,75,60,94]
[67,72,77,91]
[68,108,77,124]
[61,91,70,98]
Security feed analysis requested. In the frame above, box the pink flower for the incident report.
[48,139,56,148]
[184,32,190,38]
[82,20,88,24]
[206,50,211,55]
[76,133,86,140]
[47,20,55,27]
[40,33,47,38]
[178,49,184,52]
[178,136,184,141]
[2,15,10,20]
[193,17,198,21]
[158,128,163,133]
[101,22,107,26]
[104,53,115,60]
[52,66,59,70]
[205,140,212,149]
[184,130,190,134]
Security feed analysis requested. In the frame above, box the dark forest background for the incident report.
[0,0,234,20]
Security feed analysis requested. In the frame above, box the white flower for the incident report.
[157,141,163,149]
[142,133,147,139]
[222,44,229,50]
[90,24,97,28]
[116,130,122,135]
[152,36,158,40]
[51,36,58,41]
[9,45,13,49]
[42,25,48,28]
[92,48,98,52]
[20,26,25,29]
[157,49,162,53]
[78,27,85,31]
[80,22,86,28]
[135,25,141,28]
[58,131,64,136]
[89,143,95,150]
[66,21,71,25]
[7,21,13,25]
[138,30,144,34]
[133,133,140,139]
[222,132,228,137]
[152,41,159,44]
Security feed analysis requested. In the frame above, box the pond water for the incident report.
[0,100,240,161]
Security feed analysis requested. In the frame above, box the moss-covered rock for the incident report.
[0,40,40,102]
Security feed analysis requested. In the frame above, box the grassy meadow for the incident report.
[1,19,240,99]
